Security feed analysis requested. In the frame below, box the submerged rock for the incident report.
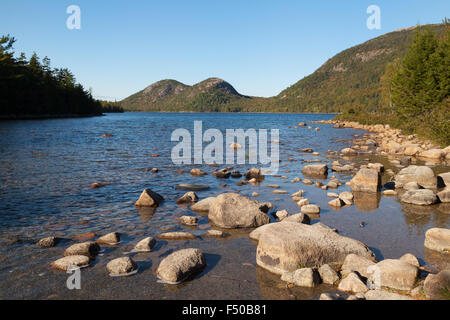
[176,184,210,191]
[156,248,206,283]
[135,189,164,207]
[106,257,138,276]
[37,236,59,248]
[208,193,270,229]
[157,232,196,240]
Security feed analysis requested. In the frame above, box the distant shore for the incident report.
[0,113,104,121]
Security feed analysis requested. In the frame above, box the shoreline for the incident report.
[0,113,104,121]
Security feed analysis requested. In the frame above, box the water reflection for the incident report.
[353,192,380,212]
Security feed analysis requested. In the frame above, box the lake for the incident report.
[0,112,448,299]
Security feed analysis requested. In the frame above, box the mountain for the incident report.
[121,78,253,112]
[121,23,445,114]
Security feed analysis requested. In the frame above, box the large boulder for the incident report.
[135,189,164,207]
[400,189,438,206]
[395,166,437,189]
[369,259,418,291]
[350,168,381,193]
[419,149,445,160]
[208,193,270,228]
[338,272,369,294]
[156,248,206,284]
[255,222,376,275]
[424,228,450,253]
[190,197,216,212]
[302,164,328,177]
[341,253,376,278]
[423,270,450,300]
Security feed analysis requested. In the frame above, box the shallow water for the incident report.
[0,112,448,300]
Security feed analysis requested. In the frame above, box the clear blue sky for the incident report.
[1,0,448,100]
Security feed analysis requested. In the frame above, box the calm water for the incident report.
[0,112,448,299]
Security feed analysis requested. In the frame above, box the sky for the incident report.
[1,0,449,101]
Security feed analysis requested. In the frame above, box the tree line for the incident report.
[0,35,123,118]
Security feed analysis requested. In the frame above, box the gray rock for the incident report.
[395,165,437,189]
[135,237,156,252]
[350,168,381,193]
[341,253,376,278]
[281,268,320,288]
[97,232,120,244]
[338,272,369,293]
[190,197,216,212]
[135,189,164,207]
[156,248,206,283]
[424,228,450,253]
[176,192,198,204]
[64,241,100,258]
[208,193,270,228]
[364,290,413,300]
[51,255,90,271]
[370,259,418,291]
[256,222,375,275]
[400,189,438,206]
[106,257,138,276]
[318,264,340,285]
[37,236,58,248]
[423,270,450,300]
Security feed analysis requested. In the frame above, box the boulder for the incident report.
[97,232,120,244]
[424,228,450,253]
[339,192,354,201]
[135,189,164,207]
[400,189,438,206]
[245,168,264,180]
[156,248,206,284]
[283,213,310,224]
[106,257,138,276]
[281,268,320,288]
[135,237,156,252]
[369,259,418,291]
[51,255,90,271]
[296,198,310,207]
[301,204,320,215]
[419,149,445,159]
[438,172,450,188]
[190,197,216,212]
[437,190,450,203]
[404,144,423,156]
[37,236,58,248]
[302,164,328,177]
[328,198,345,208]
[64,241,100,259]
[395,166,437,189]
[423,270,450,300]
[208,193,270,229]
[176,192,198,204]
[318,264,340,285]
[350,168,381,193]
[256,222,375,275]
[399,253,420,267]
[341,253,376,278]
[338,272,369,293]
[275,210,289,221]
[367,163,384,173]
[404,181,421,190]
